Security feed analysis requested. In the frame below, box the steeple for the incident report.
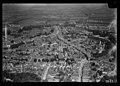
[4,23,10,48]
[5,24,7,42]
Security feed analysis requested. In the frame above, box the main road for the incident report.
[53,25,91,60]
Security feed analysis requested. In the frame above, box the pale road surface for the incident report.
[42,63,51,80]
[78,59,88,82]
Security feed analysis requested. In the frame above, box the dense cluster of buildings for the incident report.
[2,15,117,82]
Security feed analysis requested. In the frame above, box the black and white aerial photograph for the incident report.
[2,3,117,82]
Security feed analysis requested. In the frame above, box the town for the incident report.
[2,4,117,82]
